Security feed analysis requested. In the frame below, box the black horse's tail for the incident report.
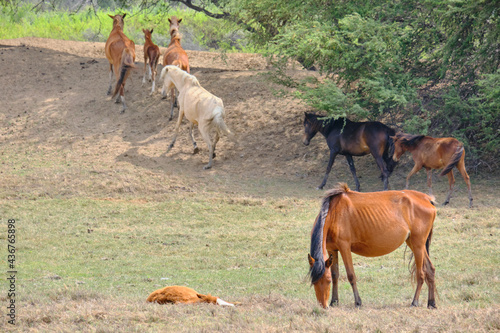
[383,127,398,176]
[309,183,348,284]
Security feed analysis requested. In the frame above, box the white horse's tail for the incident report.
[213,108,233,138]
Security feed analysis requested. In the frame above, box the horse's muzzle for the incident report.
[303,139,310,146]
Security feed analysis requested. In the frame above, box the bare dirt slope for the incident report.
[0,37,390,199]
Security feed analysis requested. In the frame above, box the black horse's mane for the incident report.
[309,183,350,284]
[305,112,348,134]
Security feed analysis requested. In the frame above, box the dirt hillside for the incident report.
[0,37,389,199]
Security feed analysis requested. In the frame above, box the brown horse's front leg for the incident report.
[339,248,362,307]
[406,164,423,189]
[329,250,340,306]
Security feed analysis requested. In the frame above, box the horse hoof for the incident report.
[316,186,324,190]
[193,147,199,154]
[442,201,449,206]
[203,165,212,170]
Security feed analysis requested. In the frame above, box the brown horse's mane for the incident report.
[398,133,425,148]
[309,183,350,284]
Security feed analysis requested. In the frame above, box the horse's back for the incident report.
[328,189,436,256]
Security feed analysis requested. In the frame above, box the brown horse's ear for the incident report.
[122,13,127,19]
[308,254,315,267]
[150,28,154,34]
[325,254,334,269]
[108,14,114,19]
[168,18,172,24]
[178,18,182,23]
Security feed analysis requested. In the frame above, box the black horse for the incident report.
[302,112,397,191]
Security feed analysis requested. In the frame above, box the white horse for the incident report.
[160,65,232,169]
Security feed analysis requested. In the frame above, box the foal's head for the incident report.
[303,112,321,146]
[109,14,126,30]
[308,253,334,308]
[143,28,154,40]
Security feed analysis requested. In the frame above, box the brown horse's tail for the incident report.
[439,144,464,176]
[112,48,135,99]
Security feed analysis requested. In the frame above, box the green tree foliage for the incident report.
[181,0,498,169]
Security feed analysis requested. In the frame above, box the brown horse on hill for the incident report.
[142,28,160,95]
[308,183,437,309]
[391,132,473,207]
[105,14,136,113]
[303,112,397,191]
[162,16,190,120]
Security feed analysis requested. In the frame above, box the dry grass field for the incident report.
[0,38,498,332]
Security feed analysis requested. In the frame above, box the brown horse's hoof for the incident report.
[193,147,199,154]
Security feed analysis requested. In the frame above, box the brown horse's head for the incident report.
[308,253,334,308]
[390,133,407,162]
[143,28,154,40]
[109,14,126,30]
[168,16,182,37]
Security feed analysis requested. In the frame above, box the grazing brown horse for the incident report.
[162,16,190,120]
[105,14,136,113]
[142,28,160,95]
[308,183,437,309]
[391,132,473,207]
[303,112,397,191]
[147,285,234,306]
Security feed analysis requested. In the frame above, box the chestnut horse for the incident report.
[391,132,473,208]
[303,112,397,191]
[160,65,232,170]
[142,28,160,95]
[162,16,190,120]
[308,183,437,309]
[105,14,136,113]
[147,285,234,306]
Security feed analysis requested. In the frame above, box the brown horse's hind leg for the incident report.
[457,158,473,208]
[339,247,362,307]
[107,64,114,95]
[424,255,437,309]
[407,240,426,307]
[329,250,340,306]
[443,170,456,206]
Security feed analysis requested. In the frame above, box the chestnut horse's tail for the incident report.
[440,144,463,176]
[309,183,349,284]
[112,48,135,99]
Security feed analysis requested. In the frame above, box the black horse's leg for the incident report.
[330,250,340,306]
[372,154,389,190]
[345,155,361,192]
[318,150,338,190]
